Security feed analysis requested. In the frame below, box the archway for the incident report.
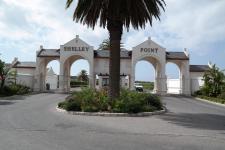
[135,60,155,92]
[62,55,91,92]
[166,62,181,94]
[45,60,60,91]
[133,56,162,93]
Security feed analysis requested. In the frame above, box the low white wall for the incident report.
[12,74,34,89]
[167,79,180,94]
[46,75,58,90]
[191,77,204,94]
[190,72,205,94]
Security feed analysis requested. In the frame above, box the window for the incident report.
[102,78,109,86]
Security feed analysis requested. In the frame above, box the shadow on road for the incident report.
[158,112,225,130]
[0,95,26,100]
[0,101,15,105]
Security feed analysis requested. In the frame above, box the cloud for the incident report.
[0,0,224,79]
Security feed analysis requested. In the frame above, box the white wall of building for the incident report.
[16,74,34,88]
[46,75,58,89]
[167,79,180,94]
[190,72,205,94]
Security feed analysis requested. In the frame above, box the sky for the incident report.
[0,0,225,81]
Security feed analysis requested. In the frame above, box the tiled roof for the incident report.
[166,52,189,60]
[190,65,210,72]
[37,49,60,57]
[94,50,131,58]
[14,62,36,68]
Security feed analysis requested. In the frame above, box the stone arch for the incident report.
[166,61,182,94]
[59,54,93,93]
[34,57,59,91]
[131,55,166,94]
[166,59,190,95]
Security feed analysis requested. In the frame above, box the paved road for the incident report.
[0,94,225,150]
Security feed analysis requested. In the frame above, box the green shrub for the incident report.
[0,84,30,96]
[144,94,162,110]
[58,88,162,113]
[70,80,88,87]
[218,92,225,100]
[193,90,203,96]
[112,90,162,113]
[113,92,145,113]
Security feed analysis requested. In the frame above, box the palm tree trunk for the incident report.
[107,20,123,100]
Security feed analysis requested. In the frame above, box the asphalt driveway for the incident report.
[0,94,225,150]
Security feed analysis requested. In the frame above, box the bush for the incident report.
[70,80,88,87]
[0,84,30,96]
[197,95,225,104]
[112,90,162,113]
[58,88,162,113]
[193,90,203,96]
[144,94,162,110]
[218,92,225,100]
[113,90,145,113]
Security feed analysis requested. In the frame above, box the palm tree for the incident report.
[98,39,110,50]
[66,0,165,100]
[203,64,225,97]
[78,70,88,83]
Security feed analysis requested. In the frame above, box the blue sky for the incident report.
[0,0,225,81]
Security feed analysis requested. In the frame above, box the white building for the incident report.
[10,35,209,95]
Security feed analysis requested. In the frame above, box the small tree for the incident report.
[78,70,88,83]
[0,60,11,89]
[202,64,225,97]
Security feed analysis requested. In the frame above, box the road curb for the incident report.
[56,106,167,117]
[194,97,225,108]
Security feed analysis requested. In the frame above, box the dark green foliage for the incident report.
[77,70,88,82]
[144,94,162,110]
[193,90,203,96]
[66,0,165,30]
[113,90,162,113]
[98,39,110,50]
[113,90,145,113]
[218,92,225,100]
[0,84,31,96]
[70,80,87,87]
[58,88,163,113]
[202,64,225,97]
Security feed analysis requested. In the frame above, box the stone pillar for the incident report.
[59,61,65,93]
[181,61,191,95]
[130,61,136,90]
[88,60,95,89]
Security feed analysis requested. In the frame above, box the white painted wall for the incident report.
[167,79,180,94]
[190,72,205,94]
[46,75,58,89]
[16,74,34,88]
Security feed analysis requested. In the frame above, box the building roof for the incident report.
[94,50,131,58]
[190,65,210,72]
[166,52,189,60]
[37,49,60,57]
[14,61,36,68]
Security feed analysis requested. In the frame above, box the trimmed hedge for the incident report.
[58,88,163,113]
